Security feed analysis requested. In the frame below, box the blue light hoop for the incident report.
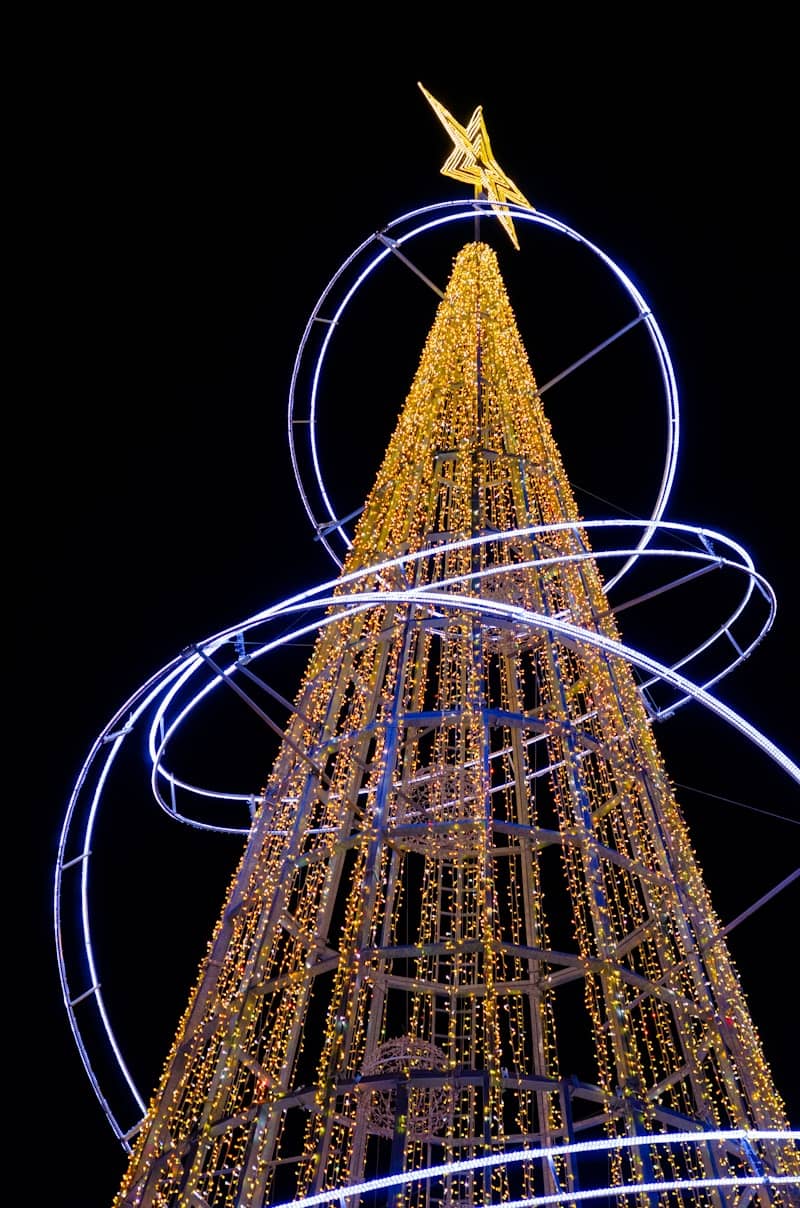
[287,198,679,593]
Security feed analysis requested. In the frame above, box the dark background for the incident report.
[21,19,798,1206]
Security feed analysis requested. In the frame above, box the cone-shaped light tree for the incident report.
[114,232,797,1207]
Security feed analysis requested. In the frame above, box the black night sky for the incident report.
[22,20,798,1206]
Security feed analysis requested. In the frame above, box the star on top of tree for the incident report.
[418,82,534,250]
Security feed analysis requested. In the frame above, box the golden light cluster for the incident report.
[115,242,796,1206]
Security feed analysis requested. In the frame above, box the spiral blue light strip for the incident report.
[268,1128,799,1208]
[54,202,797,1179]
[53,525,796,1140]
[135,516,779,826]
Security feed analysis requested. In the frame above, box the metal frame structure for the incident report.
[55,101,799,1205]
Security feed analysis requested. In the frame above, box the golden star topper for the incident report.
[419,82,533,250]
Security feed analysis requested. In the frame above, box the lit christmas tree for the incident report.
[104,90,799,1207]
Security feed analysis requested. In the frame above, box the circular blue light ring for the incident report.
[63,518,774,839]
[204,584,798,785]
[269,1129,799,1208]
[139,516,772,821]
[145,546,773,823]
[287,199,679,592]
